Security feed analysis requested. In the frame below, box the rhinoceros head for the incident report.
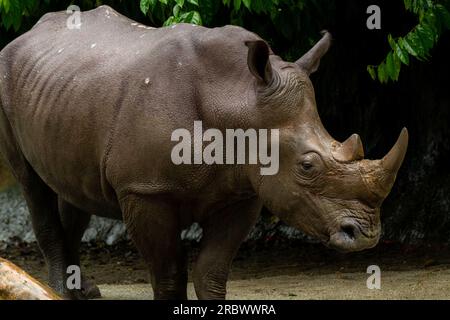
[245,32,408,252]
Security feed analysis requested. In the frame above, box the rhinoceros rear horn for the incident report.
[296,31,332,75]
[245,40,273,84]
[333,134,365,162]
[382,127,409,174]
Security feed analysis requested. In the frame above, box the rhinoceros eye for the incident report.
[297,152,323,179]
[301,161,313,170]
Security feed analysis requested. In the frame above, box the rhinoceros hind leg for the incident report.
[16,165,75,298]
[121,195,188,300]
[193,198,262,300]
[58,198,101,299]
[0,102,81,299]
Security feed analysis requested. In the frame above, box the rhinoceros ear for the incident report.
[296,31,332,75]
[245,40,273,84]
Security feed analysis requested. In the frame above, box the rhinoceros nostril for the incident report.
[340,223,357,241]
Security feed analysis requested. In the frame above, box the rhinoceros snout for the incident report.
[328,218,380,252]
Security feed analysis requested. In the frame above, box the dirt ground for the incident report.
[3,240,450,299]
[98,269,450,299]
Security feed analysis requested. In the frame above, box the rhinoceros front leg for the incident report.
[193,198,262,300]
[120,195,188,300]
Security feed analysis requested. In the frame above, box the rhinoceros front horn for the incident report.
[382,127,409,174]
[359,128,409,200]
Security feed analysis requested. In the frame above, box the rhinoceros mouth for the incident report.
[325,217,380,253]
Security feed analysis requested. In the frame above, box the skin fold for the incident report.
[0,6,407,300]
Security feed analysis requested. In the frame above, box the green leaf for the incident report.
[163,15,175,26]
[416,23,435,52]
[394,41,410,65]
[175,0,185,8]
[387,34,410,66]
[377,63,387,83]
[391,52,402,81]
[435,4,450,29]
[405,31,426,59]
[179,10,192,22]
[385,52,395,79]
[1,0,11,14]
[178,10,201,24]
[424,10,439,34]
[234,0,241,11]
[399,37,418,58]
[367,65,377,81]
[387,34,396,51]
[190,10,202,24]
[187,0,198,6]
[243,0,251,9]
[173,4,181,17]
[140,0,151,14]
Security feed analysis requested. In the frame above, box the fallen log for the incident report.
[0,257,61,300]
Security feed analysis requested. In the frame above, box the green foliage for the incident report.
[368,0,450,83]
[138,0,286,26]
[139,0,332,62]
[0,0,40,31]
[2,0,448,84]
[140,0,202,25]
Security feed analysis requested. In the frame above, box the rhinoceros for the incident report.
[0,6,408,300]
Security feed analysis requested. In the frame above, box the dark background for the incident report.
[0,0,449,243]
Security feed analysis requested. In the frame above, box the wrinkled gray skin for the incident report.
[0,6,408,300]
